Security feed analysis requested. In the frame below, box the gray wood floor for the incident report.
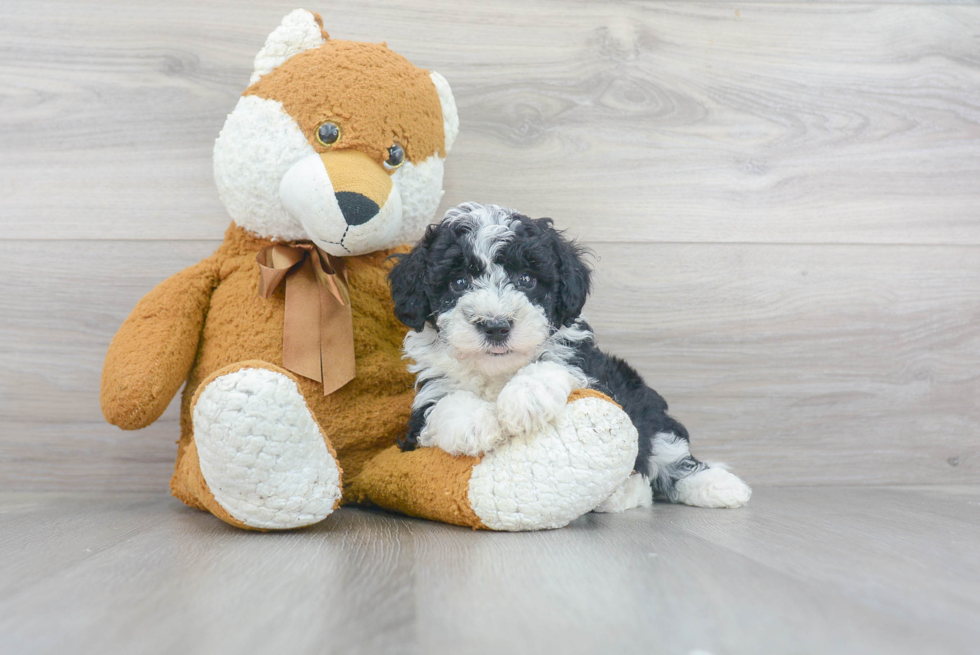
[1,487,978,655]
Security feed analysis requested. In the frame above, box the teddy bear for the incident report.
[99,9,638,531]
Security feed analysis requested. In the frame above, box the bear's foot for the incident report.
[468,390,638,531]
[191,365,342,530]
[348,390,637,531]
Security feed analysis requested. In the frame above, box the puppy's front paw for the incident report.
[496,361,579,437]
[419,391,505,457]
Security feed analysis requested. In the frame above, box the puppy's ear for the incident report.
[541,218,592,327]
[388,227,435,332]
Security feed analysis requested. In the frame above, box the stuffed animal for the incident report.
[100,9,638,531]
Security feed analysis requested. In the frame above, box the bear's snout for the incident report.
[279,150,403,256]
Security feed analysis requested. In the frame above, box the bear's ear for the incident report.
[430,72,459,153]
[250,9,328,85]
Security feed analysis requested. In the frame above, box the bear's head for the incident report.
[214,9,459,256]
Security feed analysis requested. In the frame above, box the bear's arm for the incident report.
[101,257,219,430]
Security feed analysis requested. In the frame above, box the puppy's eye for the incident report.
[450,277,470,293]
[316,121,341,147]
[384,143,405,170]
[515,273,537,290]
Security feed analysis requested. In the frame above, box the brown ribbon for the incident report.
[256,242,355,395]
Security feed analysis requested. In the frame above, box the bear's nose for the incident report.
[476,318,513,344]
[335,192,380,226]
[317,149,393,226]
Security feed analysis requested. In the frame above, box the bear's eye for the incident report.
[515,273,537,290]
[385,143,405,170]
[316,121,341,147]
[450,276,470,293]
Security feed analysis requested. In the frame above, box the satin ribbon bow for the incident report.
[256,242,355,395]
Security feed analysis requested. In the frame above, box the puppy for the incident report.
[388,202,751,509]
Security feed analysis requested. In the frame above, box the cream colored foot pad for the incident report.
[469,397,638,531]
[193,367,341,529]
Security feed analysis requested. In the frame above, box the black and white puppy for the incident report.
[388,202,751,509]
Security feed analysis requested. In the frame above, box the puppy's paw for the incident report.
[674,466,752,508]
[419,391,505,457]
[593,473,653,513]
[495,361,580,437]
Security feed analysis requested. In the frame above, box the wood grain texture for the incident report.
[585,241,980,486]
[1,1,978,243]
[2,240,977,490]
[2,2,978,491]
[1,487,979,654]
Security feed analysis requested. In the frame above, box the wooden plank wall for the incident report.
[2,0,978,491]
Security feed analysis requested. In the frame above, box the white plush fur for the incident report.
[674,466,752,509]
[390,154,446,244]
[279,152,403,256]
[250,9,326,85]
[193,368,341,529]
[593,473,654,513]
[468,396,638,531]
[417,391,505,456]
[214,95,445,250]
[429,72,459,153]
[213,95,315,242]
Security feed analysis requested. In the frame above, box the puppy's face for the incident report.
[390,203,591,377]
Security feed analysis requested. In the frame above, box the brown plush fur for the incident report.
[102,224,623,530]
[100,24,625,531]
[101,259,219,430]
[169,224,415,492]
[567,388,621,407]
[245,40,446,165]
[99,25,469,529]
[101,223,435,526]
[348,446,487,529]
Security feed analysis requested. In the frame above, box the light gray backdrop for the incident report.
[3,0,978,491]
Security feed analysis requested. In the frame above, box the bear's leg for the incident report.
[347,389,638,531]
[172,361,342,530]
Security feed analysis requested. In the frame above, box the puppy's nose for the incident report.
[335,192,380,226]
[477,318,512,344]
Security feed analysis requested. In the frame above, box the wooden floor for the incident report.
[1,487,978,655]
